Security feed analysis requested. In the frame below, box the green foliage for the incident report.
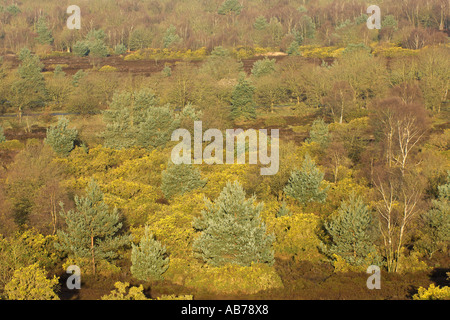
[114,43,127,55]
[322,194,379,266]
[35,16,53,45]
[306,118,330,149]
[0,124,5,143]
[53,65,65,78]
[253,16,268,30]
[44,117,78,157]
[193,181,275,267]
[417,173,450,257]
[73,41,90,57]
[231,74,256,120]
[218,0,243,16]
[131,227,169,281]
[72,70,86,87]
[161,163,206,200]
[55,180,131,274]
[163,25,181,49]
[276,201,290,218]
[11,49,46,115]
[251,58,276,78]
[103,89,185,150]
[4,263,59,300]
[74,29,109,58]
[287,41,301,56]
[284,154,329,205]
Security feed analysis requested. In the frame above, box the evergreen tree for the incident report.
[323,194,379,266]
[102,89,158,149]
[45,117,78,157]
[251,58,276,78]
[218,0,243,16]
[163,25,181,48]
[72,70,86,87]
[307,118,330,149]
[0,124,5,143]
[253,16,268,30]
[284,154,329,205]
[193,181,274,267]
[131,227,169,281]
[55,180,131,275]
[53,65,65,78]
[36,16,53,45]
[10,48,46,120]
[231,73,256,120]
[287,41,301,56]
[161,162,207,200]
[276,201,291,218]
[418,172,450,257]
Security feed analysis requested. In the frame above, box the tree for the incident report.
[284,154,329,205]
[10,48,46,122]
[0,124,5,143]
[4,263,59,300]
[231,73,256,120]
[323,194,379,266]
[251,58,276,78]
[163,25,181,49]
[306,118,330,149]
[254,74,286,113]
[35,16,53,45]
[44,117,78,157]
[56,180,131,275]
[417,172,450,257]
[161,163,206,200]
[193,181,274,266]
[131,227,169,281]
[374,172,423,272]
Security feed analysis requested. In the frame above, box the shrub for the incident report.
[44,117,78,157]
[184,263,283,295]
[131,227,169,282]
[4,263,59,300]
[413,284,450,300]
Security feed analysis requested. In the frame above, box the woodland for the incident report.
[0,0,448,300]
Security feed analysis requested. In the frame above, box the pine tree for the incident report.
[53,65,66,78]
[231,73,256,120]
[55,180,131,275]
[193,181,274,267]
[418,172,450,257]
[284,154,329,205]
[72,70,86,87]
[163,25,181,48]
[45,117,78,157]
[161,162,207,200]
[307,118,330,149]
[251,58,276,78]
[131,227,169,281]
[102,89,158,149]
[0,124,5,143]
[323,194,379,266]
[36,16,53,45]
[11,48,46,120]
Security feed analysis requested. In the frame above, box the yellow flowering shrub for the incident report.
[4,263,60,300]
[184,263,283,295]
[413,284,450,300]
